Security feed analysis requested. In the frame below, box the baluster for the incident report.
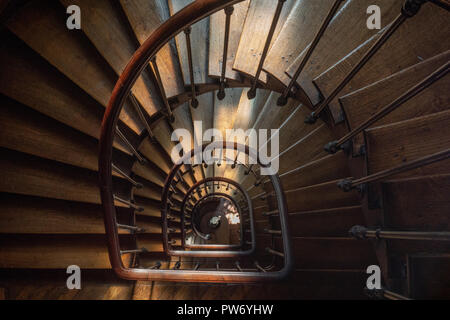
[151,56,175,122]
[349,225,450,241]
[325,61,450,154]
[194,262,200,270]
[217,6,234,100]
[120,248,148,255]
[113,195,144,212]
[262,209,279,217]
[112,163,143,189]
[304,0,427,124]
[115,128,146,164]
[277,0,345,106]
[248,0,287,100]
[129,93,155,140]
[266,247,285,258]
[173,261,181,270]
[235,261,243,271]
[254,261,266,273]
[338,149,450,192]
[216,261,220,271]
[117,223,145,233]
[149,261,162,270]
[264,228,282,235]
[184,27,199,108]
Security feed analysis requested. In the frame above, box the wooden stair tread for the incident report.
[407,255,450,299]
[0,234,144,269]
[279,179,360,212]
[340,50,450,153]
[382,174,450,230]
[0,148,130,206]
[314,3,450,122]
[266,206,364,237]
[169,0,212,85]
[277,151,350,190]
[0,96,131,174]
[286,0,403,105]
[277,237,377,270]
[275,124,334,174]
[365,110,450,176]
[59,0,163,117]
[263,0,337,85]
[0,34,104,144]
[209,0,249,81]
[5,1,143,133]
[120,0,185,97]
[232,0,295,82]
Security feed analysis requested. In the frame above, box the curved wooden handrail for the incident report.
[99,0,292,282]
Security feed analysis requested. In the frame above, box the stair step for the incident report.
[280,179,360,212]
[275,124,334,174]
[0,148,130,206]
[277,151,350,190]
[407,254,450,299]
[0,96,132,174]
[132,161,167,188]
[382,174,450,230]
[340,50,450,153]
[0,193,164,235]
[263,0,338,85]
[0,33,105,144]
[0,234,137,269]
[233,0,295,82]
[314,2,450,121]
[286,0,403,105]
[138,139,174,174]
[287,206,364,237]
[5,1,143,133]
[209,0,249,81]
[59,0,163,117]
[274,237,377,269]
[120,0,184,97]
[169,0,212,85]
[365,110,450,177]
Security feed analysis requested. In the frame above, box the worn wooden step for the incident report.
[286,0,403,105]
[209,0,249,82]
[340,50,450,153]
[120,0,184,97]
[275,123,334,174]
[263,0,338,85]
[314,2,450,121]
[0,234,160,269]
[169,0,212,85]
[280,179,360,212]
[0,148,130,206]
[279,237,377,269]
[233,0,295,82]
[277,151,350,191]
[407,254,450,299]
[382,174,450,230]
[0,33,104,143]
[0,193,165,235]
[286,206,364,237]
[5,1,143,133]
[132,161,167,188]
[138,139,174,174]
[0,96,132,174]
[59,0,163,117]
[365,110,450,176]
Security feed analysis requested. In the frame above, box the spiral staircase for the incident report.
[0,0,449,300]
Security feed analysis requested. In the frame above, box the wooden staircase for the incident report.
[0,0,449,299]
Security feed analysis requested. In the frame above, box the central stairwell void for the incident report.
[0,0,449,299]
